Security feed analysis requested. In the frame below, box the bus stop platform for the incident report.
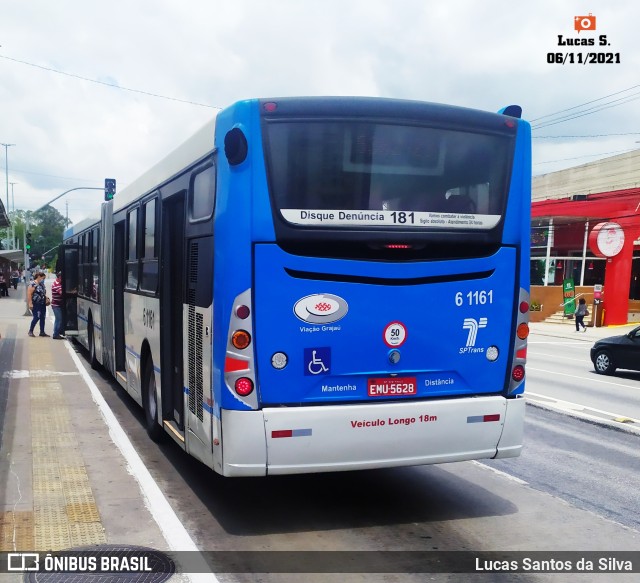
[0,284,195,581]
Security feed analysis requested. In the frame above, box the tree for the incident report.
[20,206,69,258]
[2,206,70,264]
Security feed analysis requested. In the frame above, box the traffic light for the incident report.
[25,232,32,251]
[105,178,116,201]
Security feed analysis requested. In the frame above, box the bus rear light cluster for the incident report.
[235,377,254,396]
[232,330,251,350]
[225,289,258,409]
[509,288,529,393]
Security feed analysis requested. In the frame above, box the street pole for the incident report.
[2,143,15,248]
[10,181,17,249]
[23,214,31,316]
[32,186,104,214]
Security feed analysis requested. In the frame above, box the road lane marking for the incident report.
[526,351,589,363]
[527,391,640,433]
[64,342,219,583]
[527,367,640,391]
[528,340,590,345]
[472,461,528,485]
[2,369,81,378]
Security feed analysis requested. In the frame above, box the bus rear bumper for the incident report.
[221,396,525,477]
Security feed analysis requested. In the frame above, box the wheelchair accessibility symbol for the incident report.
[304,347,331,376]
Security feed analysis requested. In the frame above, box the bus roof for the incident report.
[64,115,218,240]
[113,116,218,215]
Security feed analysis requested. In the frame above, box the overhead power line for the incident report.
[531,92,640,130]
[530,84,640,131]
[0,54,219,109]
[533,132,640,139]
[530,84,640,123]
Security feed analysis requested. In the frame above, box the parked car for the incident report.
[590,326,640,375]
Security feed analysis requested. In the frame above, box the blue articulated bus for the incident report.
[61,97,531,476]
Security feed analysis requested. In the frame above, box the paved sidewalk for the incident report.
[530,319,638,342]
[0,283,192,581]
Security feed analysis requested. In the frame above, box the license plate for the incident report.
[367,377,417,397]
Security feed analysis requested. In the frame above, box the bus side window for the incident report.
[92,227,100,302]
[189,163,215,223]
[126,208,139,290]
[140,198,158,294]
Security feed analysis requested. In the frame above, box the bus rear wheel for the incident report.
[143,358,164,442]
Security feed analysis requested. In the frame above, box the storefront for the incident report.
[531,187,640,325]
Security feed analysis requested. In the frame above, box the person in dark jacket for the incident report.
[28,272,49,337]
[575,297,588,332]
[51,272,65,339]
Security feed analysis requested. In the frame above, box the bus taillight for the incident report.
[232,330,251,349]
[235,305,250,319]
[235,377,254,396]
[519,301,529,313]
[516,323,529,339]
[512,365,525,382]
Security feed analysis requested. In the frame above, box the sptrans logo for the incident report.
[574,13,596,33]
[460,317,487,354]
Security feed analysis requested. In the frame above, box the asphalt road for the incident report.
[72,329,640,582]
[526,332,640,420]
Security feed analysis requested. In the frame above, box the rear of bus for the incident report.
[214,97,530,476]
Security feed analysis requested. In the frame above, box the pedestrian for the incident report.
[51,271,66,339]
[575,297,588,332]
[27,272,50,337]
[0,272,8,297]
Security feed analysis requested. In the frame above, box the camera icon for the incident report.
[574,13,596,32]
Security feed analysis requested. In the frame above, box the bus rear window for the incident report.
[264,121,514,230]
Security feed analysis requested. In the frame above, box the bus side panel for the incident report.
[123,292,145,404]
[77,298,101,366]
[183,300,215,467]
[75,297,91,351]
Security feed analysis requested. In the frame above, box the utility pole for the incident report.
[9,181,17,249]
[1,143,15,248]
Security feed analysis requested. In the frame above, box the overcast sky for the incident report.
[1,0,638,226]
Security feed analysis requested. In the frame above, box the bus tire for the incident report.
[88,317,98,370]
[143,357,164,442]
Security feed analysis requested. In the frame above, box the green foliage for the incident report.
[9,206,70,259]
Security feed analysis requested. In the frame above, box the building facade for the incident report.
[531,149,640,325]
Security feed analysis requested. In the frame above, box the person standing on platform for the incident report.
[27,272,49,337]
[51,272,66,339]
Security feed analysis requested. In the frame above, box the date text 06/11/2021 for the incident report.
[547,52,620,64]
